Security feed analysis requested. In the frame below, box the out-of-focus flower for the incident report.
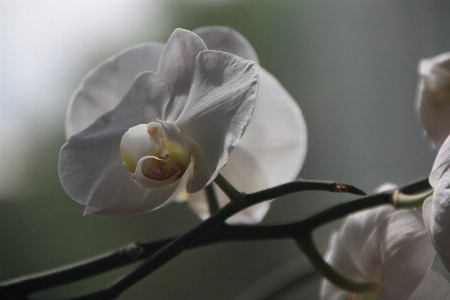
[416,52,450,146]
[186,27,307,224]
[59,28,259,217]
[408,270,450,300]
[423,133,450,271]
[321,205,437,300]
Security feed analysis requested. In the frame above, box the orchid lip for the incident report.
[120,122,191,189]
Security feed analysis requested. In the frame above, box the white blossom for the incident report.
[59,28,258,217]
[59,27,307,222]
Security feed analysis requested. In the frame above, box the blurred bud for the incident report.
[416,52,450,146]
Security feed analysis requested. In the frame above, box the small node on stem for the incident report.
[329,182,367,196]
[214,174,247,207]
[124,244,145,261]
[389,189,399,207]
[331,183,348,193]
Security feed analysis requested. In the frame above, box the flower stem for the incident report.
[68,203,241,300]
[214,173,247,207]
[205,184,220,215]
[296,232,381,294]
[392,189,433,209]
[0,178,420,299]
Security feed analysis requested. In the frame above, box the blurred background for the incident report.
[1,1,450,299]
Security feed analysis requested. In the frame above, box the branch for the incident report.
[0,177,415,299]
[245,179,367,204]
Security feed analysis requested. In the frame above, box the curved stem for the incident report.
[296,232,380,294]
[393,189,433,209]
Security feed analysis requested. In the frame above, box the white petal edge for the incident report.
[175,50,258,185]
[66,43,164,139]
[422,196,435,245]
[236,68,308,188]
[430,133,450,187]
[428,170,450,272]
[193,26,259,63]
[83,179,181,217]
[158,28,207,122]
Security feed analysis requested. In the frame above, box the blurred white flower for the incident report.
[186,27,307,224]
[423,133,450,272]
[416,52,450,146]
[59,28,258,217]
[321,205,437,300]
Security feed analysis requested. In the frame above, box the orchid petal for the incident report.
[157,28,207,121]
[176,50,258,184]
[430,134,450,187]
[322,206,435,300]
[361,210,435,300]
[188,146,270,224]
[339,206,394,264]
[194,27,307,189]
[422,196,434,244]
[427,170,450,271]
[66,43,164,138]
[237,67,308,188]
[59,72,172,217]
[416,52,450,146]
[193,26,259,63]
[185,67,304,223]
[321,232,371,300]
[83,180,181,217]
[409,270,450,300]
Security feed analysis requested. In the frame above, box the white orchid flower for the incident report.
[186,27,307,224]
[321,205,437,300]
[59,27,307,221]
[416,52,450,146]
[59,28,259,217]
[423,133,450,272]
